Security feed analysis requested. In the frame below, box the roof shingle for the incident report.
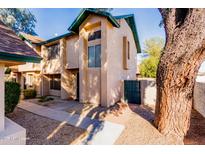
[0,20,40,59]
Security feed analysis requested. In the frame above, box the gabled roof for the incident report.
[37,9,141,53]
[0,21,41,63]
[68,8,120,33]
[19,32,45,44]
[36,32,75,46]
[68,9,141,53]
[115,14,141,53]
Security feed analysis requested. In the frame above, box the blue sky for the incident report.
[29,8,165,50]
[29,8,205,72]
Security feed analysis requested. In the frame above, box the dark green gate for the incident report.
[124,80,141,104]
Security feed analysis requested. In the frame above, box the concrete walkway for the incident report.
[18,101,124,145]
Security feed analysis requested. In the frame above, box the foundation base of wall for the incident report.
[0,118,26,145]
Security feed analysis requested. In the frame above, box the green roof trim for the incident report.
[36,32,75,46]
[115,14,141,53]
[0,51,42,63]
[68,8,120,33]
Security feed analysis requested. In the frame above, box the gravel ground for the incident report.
[184,109,205,145]
[110,104,169,145]
[7,108,87,145]
[107,104,205,145]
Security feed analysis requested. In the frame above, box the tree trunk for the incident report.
[155,9,205,143]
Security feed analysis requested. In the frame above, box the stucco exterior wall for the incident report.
[139,78,156,106]
[106,19,137,106]
[66,36,79,69]
[79,15,108,105]
[194,82,205,117]
[41,75,49,96]
[41,44,61,74]
[61,38,78,100]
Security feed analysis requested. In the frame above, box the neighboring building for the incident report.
[12,9,141,107]
[0,21,41,144]
[10,32,44,95]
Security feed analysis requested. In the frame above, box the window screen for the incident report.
[95,45,101,67]
[88,44,101,68]
[88,46,95,67]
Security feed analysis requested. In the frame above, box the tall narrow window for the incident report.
[88,44,101,68]
[95,45,101,67]
[128,41,130,60]
[88,46,95,67]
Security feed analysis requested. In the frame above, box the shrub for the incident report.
[5,82,21,114]
[23,89,37,99]
[38,96,54,102]
[139,37,164,78]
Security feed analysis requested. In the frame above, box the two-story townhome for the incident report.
[14,9,141,107]
[10,33,44,95]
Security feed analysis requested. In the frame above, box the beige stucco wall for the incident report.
[61,38,78,100]
[18,63,40,72]
[106,18,137,106]
[78,15,138,107]
[78,15,108,105]
[41,44,61,74]
[193,82,205,118]
[41,74,49,96]
[66,36,79,69]
[139,78,156,106]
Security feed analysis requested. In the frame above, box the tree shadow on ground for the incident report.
[128,103,155,125]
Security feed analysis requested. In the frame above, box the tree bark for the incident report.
[155,9,205,143]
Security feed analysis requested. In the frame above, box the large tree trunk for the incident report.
[155,9,205,143]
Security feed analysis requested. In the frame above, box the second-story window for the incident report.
[88,30,101,41]
[48,44,60,60]
[88,44,101,68]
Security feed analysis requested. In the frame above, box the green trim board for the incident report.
[36,32,75,46]
[68,8,120,33]
[0,51,42,63]
[37,9,141,53]
[115,14,141,53]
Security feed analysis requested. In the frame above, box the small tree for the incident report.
[139,37,164,78]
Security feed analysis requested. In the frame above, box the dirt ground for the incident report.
[110,104,205,145]
[21,99,205,145]
[184,109,205,145]
[7,108,87,145]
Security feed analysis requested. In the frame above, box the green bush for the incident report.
[38,96,54,102]
[5,82,21,114]
[23,89,37,99]
[139,37,164,78]
[139,57,159,78]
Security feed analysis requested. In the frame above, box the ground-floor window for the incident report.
[49,74,61,90]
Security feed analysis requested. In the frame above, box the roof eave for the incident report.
[0,52,42,63]
[36,32,75,46]
[68,9,120,33]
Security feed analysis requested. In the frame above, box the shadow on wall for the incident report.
[140,78,156,107]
